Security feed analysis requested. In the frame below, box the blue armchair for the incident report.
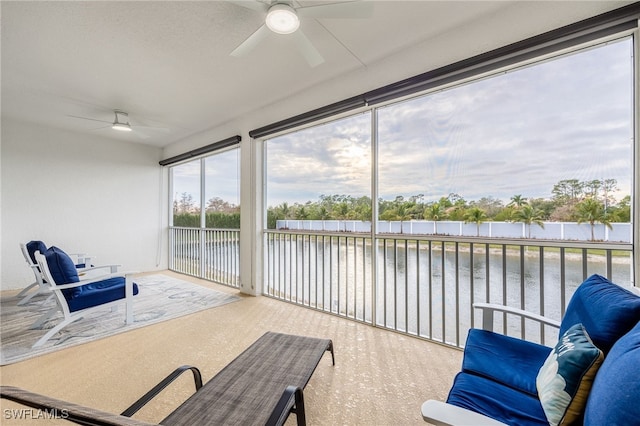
[17,240,95,306]
[32,246,139,348]
[421,274,640,426]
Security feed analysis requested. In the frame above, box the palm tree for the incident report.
[394,204,413,233]
[576,197,612,241]
[318,206,330,220]
[515,204,545,238]
[464,207,487,237]
[424,203,446,234]
[508,194,526,208]
[296,206,309,220]
[333,202,350,220]
[279,202,291,220]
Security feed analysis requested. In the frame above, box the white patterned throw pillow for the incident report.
[536,323,604,426]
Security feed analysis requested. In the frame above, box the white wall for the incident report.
[1,118,167,290]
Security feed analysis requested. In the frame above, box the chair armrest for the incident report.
[421,400,508,426]
[53,272,137,290]
[120,366,202,417]
[0,386,157,426]
[68,253,94,265]
[266,385,305,426]
[79,264,122,275]
[473,302,561,332]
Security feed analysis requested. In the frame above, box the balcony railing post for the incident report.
[259,229,631,348]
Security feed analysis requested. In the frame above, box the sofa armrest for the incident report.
[421,400,508,426]
[473,303,560,332]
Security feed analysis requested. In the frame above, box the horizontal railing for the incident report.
[169,226,240,288]
[264,229,633,348]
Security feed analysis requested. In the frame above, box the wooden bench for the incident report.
[1,332,334,426]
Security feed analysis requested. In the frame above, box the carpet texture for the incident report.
[0,274,240,365]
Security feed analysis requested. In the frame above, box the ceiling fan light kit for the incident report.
[112,122,132,131]
[229,0,373,67]
[265,3,300,34]
[111,111,133,131]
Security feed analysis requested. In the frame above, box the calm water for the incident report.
[265,237,632,346]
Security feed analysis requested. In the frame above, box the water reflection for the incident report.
[266,235,632,347]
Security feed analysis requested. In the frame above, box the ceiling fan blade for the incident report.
[292,30,324,67]
[132,130,151,140]
[67,114,112,124]
[225,0,268,13]
[297,1,373,19]
[230,24,271,57]
[134,125,170,133]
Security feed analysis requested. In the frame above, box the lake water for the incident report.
[265,236,632,346]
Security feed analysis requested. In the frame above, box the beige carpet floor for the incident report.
[0,271,462,425]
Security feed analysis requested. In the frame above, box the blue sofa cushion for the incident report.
[536,324,603,426]
[26,240,48,264]
[66,277,139,312]
[584,320,640,426]
[447,372,548,426]
[462,329,550,396]
[44,247,80,301]
[560,274,640,354]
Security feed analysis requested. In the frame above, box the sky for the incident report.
[174,37,634,210]
[172,148,240,208]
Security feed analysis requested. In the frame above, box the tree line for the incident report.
[174,178,630,239]
[173,194,240,228]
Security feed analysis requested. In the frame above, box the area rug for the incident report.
[0,274,240,365]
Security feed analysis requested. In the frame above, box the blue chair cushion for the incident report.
[584,320,640,426]
[462,329,550,396]
[560,274,640,354]
[66,277,139,312]
[44,246,80,287]
[446,372,548,426]
[26,240,48,264]
[536,324,603,426]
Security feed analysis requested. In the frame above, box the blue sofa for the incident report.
[422,274,640,426]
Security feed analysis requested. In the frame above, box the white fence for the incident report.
[275,220,631,242]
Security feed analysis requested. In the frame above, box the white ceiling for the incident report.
[1,1,634,150]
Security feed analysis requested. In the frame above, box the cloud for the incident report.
[180,38,635,210]
[172,148,240,206]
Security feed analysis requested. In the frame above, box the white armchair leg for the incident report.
[16,282,38,299]
[125,275,134,325]
[17,290,40,306]
[29,307,59,330]
[32,317,81,348]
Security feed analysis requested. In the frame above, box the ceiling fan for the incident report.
[67,110,169,139]
[228,0,373,67]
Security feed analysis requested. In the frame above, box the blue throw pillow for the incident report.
[26,240,48,264]
[584,320,640,425]
[44,246,81,298]
[536,324,604,426]
[560,274,640,354]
